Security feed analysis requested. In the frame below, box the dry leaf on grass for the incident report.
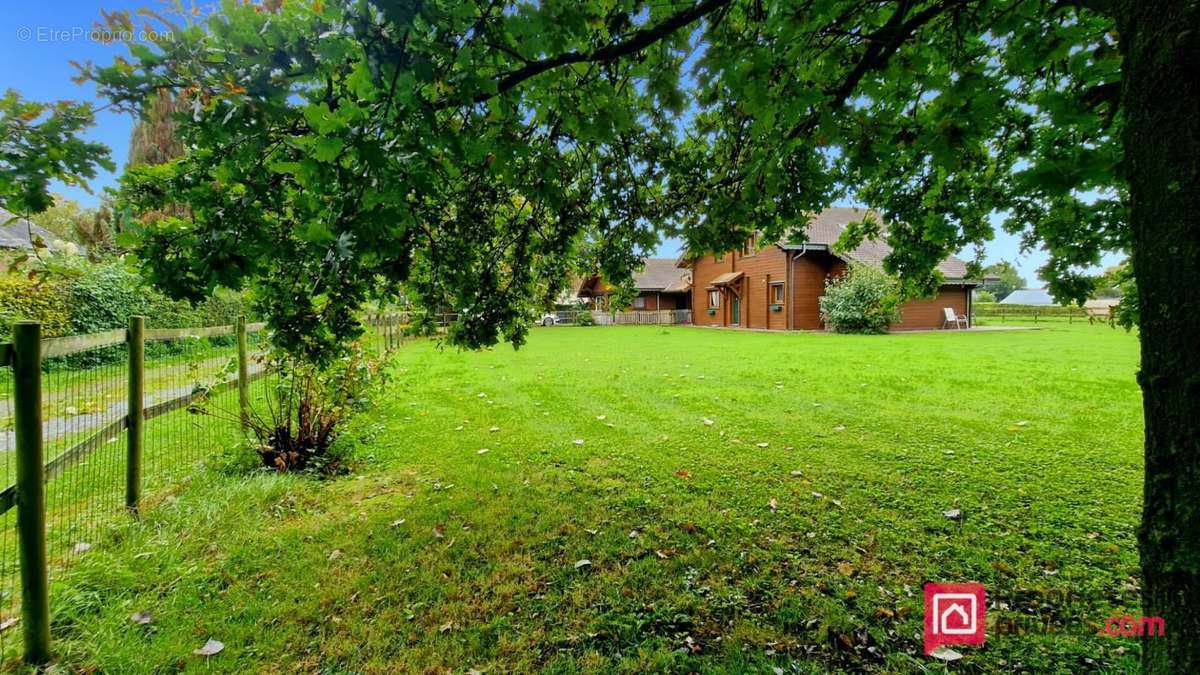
[929,646,962,662]
[130,611,153,625]
[193,639,224,657]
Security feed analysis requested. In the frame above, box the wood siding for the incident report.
[690,247,972,331]
[894,286,971,330]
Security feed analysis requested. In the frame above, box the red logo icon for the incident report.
[924,582,986,654]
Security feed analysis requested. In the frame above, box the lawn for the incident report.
[31,323,1143,673]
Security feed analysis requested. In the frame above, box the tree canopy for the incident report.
[0,90,112,219]
[87,0,1126,363]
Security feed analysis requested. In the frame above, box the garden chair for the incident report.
[943,307,968,329]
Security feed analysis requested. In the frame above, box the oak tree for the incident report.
[88,1,1197,669]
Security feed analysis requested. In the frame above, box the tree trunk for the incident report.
[1120,0,1200,671]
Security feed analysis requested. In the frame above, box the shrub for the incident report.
[576,309,595,326]
[196,338,388,474]
[1,254,254,367]
[0,276,71,339]
[819,264,900,334]
[973,289,997,304]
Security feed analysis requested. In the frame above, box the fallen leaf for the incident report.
[655,549,673,559]
[756,442,769,448]
[833,425,846,432]
[477,448,490,455]
[789,470,803,477]
[193,638,224,657]
[489,426,500,433]
[0,617,18,632]
[131,611,153,625]
[837,562,854,576]
[811,492,824,499]
[929,646,962,662]
[72,542,91,555]
[675,469,692,479]
[702,418,714,426]
[433,524,445,539]
[390,519,406,527]
[454,425,464,431]
[628,530,639,539]
[943,508,962,520]
[596,415,606,421]
[574,559,592,569]
[679,522,698,534]
[440,621,454,633]
[573,439,585,446]
[768,498,778,511]
[328,549,343,561]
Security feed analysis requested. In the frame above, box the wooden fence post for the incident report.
[12,321,50,664]
[236,316,249,428]
[126,316,144,513]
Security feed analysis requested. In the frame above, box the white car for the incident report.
[540,313,558,326]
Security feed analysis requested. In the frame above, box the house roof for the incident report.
[578,258,693,295]
[1000,288,1055,305]
[0,207,64,251]
[634,258,692,292]
[778,207,972,282]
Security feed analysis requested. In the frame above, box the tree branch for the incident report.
[439,0,732,109]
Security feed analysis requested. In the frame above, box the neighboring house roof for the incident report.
[578,258,693,295]
[1000,288,1055,305]
[0,207,65,251]
[634,258,692,292]
[778,206,972,282]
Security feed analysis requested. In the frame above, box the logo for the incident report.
[924,582,986,654]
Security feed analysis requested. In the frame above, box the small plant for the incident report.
[819,264,900,334]
[195,339,387,474]
[576,310,595,326]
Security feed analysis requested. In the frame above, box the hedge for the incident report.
[0,259,254,368]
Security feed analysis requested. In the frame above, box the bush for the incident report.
[1,254,254,367]
[197,338,388,474]
[973,289,997,304]
[0,276,72,339]
[819,264,900,334]
[576,310,595,326]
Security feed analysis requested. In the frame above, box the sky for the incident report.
[2,0,1124,285]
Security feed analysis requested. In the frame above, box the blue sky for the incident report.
[2,0,1122,284]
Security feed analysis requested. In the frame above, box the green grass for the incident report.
[22,323,1143,673]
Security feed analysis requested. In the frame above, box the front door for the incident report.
[730,294,740,325]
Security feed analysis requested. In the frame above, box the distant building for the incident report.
[0,207,65,252]
[577,259,693,311]
[999,288,1055,305]
[683,207,977,330]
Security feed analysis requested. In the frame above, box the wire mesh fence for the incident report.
[0,316,402,663]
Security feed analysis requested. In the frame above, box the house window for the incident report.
[708,289,721,308]
[742,234,757,256]
[632,296,646,309]
[771,283,784,304]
